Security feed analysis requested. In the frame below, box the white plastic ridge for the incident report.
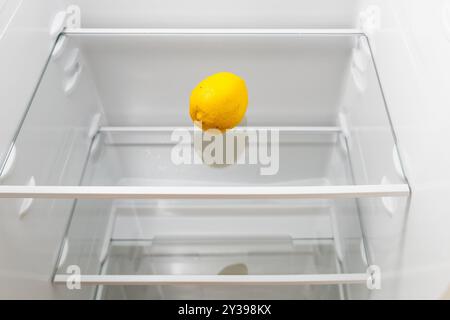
[63,28,364,35]
[0,184,410,200]
[53,273,370,286]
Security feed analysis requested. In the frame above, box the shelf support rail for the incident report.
[53,269,380,289]
[0,185,410,200]
[98,125,342,134]
[62,28,364,36]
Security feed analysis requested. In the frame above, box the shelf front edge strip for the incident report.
[53,274,369,286]
[98,126,342,134]
[63,28,364,35]
[0,184,410,199]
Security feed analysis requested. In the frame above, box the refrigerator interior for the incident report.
[12,0,450,300]
[0,29,409,299]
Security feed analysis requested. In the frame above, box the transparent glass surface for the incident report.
[99,238,344,300]
[0,34,407,188]
[53,196,372,300]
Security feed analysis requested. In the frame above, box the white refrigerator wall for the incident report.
[0,0,108,299]
[0,0,449,299]
[64,0,360,28]
[355,0,450,299]
[0,0,73,299]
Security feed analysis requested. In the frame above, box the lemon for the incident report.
[189,72,248,131]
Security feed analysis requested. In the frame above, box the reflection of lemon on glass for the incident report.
[189,72,248,131]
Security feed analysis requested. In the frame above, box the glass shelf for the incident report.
[55,236,371,300]
[0,32,408,196]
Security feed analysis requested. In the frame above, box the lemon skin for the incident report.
[189,72,248,131]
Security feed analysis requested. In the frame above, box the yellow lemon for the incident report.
[189,72,248,131]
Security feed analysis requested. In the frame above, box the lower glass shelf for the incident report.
[54,237,373,300]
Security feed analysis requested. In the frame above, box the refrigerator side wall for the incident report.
[0,0,105,299]
[356,0,450,299]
